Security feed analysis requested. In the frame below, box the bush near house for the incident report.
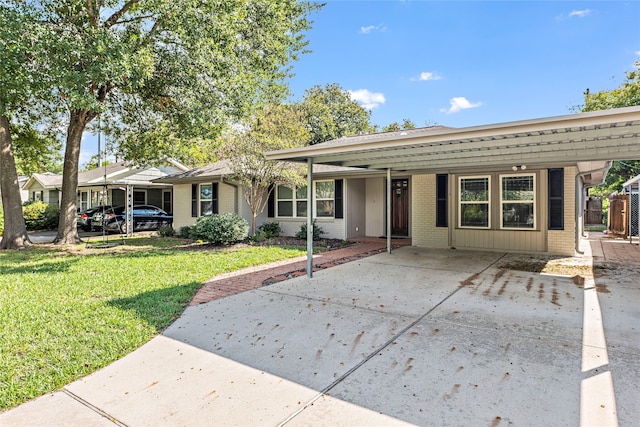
[22,201,59,231]
[295,220,325,241]
[258,222,281,238]
[188,213,249,245]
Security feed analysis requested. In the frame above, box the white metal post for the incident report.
[307,158,314,277]
[387,168,392,254]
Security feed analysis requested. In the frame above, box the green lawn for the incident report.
[0,238,305,410]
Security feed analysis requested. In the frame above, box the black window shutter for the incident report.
[436,174,448,227]
[212,183,219,214]
[334,179,344,219]
[191,184,198,217]
[548,168,564,230]
[267,185,275,218]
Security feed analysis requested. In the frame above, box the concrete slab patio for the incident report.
[2,237,638,426]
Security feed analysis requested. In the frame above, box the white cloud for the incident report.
[635,50,640,56]
[348,89,386,109]
[440,97,482,114]
[360,24,386,34]
[569,9,591,18]
[412,71,442,81]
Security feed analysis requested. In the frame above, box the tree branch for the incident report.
[103,0,140,28]
[85,0,99,26]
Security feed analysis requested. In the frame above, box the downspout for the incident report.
[575,161,613,254]
[221,176,239,214]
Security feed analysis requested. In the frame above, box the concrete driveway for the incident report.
[2,246,638,426]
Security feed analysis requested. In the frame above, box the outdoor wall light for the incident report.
[512,165,527,171]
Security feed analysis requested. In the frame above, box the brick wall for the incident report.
[411,174,449,248]
[547,166,577,256]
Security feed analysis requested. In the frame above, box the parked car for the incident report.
[91,205,173,234]
[77,205,112,231]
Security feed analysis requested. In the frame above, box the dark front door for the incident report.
[391,179,409,236]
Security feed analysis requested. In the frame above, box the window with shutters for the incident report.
[276,180,334,218]
[195,183,218,216]
[500,174,535,229]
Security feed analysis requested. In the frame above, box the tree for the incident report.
[221,103,309,235]
[5,1,317,244]
[12,125,63,175]
[382,118,416,133]
[0,4,48,249]
[301,83,375,145]
[583,60,640,195]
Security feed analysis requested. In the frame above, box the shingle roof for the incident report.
[155,159,370,183]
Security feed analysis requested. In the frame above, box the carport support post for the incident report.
[307,158,314,278]
[387,168,392,254]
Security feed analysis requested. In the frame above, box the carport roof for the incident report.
[265,106,640,174]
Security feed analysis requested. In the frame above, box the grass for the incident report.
[0,238,305,410]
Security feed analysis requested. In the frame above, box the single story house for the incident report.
[22,160,189,213]
[159,107,640,259]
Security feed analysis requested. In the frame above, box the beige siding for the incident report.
[172,183,195,231]
[547,166,576,255]
[411,174,449,248]
[346,178,366,238]
[365,177,384,237]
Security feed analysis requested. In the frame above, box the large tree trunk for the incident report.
[0,115,31,249]
[54,110,94,244]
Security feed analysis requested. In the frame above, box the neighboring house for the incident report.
[260,106,640,256]
[22,160,189,213]
[154,160,375,238]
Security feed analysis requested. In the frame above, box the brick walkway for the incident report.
[189,237,411,306]
[587,232,640,263]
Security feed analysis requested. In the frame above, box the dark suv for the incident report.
[91,205,173,234]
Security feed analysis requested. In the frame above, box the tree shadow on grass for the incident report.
[107,282,202,331]
[0,257,80,275]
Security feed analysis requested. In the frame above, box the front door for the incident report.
[391,179,409,236]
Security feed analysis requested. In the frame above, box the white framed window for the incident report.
[276,180,335,218]
[500,174,535,230]
[199,184,214,216]
[459,176,490,228]
[77,191,88,211]
[315,180,335,217]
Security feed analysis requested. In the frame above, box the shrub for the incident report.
[188,213,249,245]
[157,225,175,237]
[178,226,192,237]
[295,220,325,241]
[258,222,281,238]
[22,201,58,230]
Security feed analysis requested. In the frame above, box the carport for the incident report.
[266,106,640,276]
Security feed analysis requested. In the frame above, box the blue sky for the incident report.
[81,0,640,165]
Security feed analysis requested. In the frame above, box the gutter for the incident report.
[575,161,613,254]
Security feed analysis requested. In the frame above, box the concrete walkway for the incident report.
[2,237,639,426]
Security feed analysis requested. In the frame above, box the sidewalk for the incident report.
[190,237,411,305]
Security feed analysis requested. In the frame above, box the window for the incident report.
[276,180,335,218]
[192,183,218,217]
[315,181,335,217]
[459,176,490,228]
[500,174,535,229]
[77,191,88,211]
[200,184,214,216]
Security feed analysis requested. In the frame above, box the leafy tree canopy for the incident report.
[382,118,416,133]
[582,60,640,196]
[300,83,375,145]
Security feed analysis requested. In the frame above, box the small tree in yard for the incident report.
[222,103,310,236]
